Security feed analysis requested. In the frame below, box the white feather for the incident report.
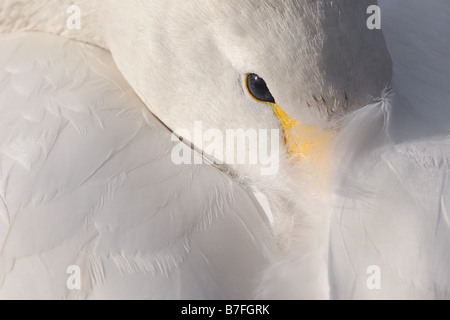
[329,0,450,299]
[0,33,274,299]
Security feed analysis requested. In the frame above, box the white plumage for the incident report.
[0,33,274,299]
[0,0,448,299]
[329,0,450,299]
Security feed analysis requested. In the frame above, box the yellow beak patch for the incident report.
[270,102,335,163]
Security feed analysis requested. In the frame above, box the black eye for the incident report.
[246,73,275,103]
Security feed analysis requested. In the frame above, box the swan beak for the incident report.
[269,103,335,163]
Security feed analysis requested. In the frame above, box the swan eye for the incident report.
[246,73,275,103]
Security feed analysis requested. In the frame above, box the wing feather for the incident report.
[0,33,275,299]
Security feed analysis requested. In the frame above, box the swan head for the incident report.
[102,0,392,178]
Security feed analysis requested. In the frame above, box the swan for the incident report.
[0,0,448,299]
